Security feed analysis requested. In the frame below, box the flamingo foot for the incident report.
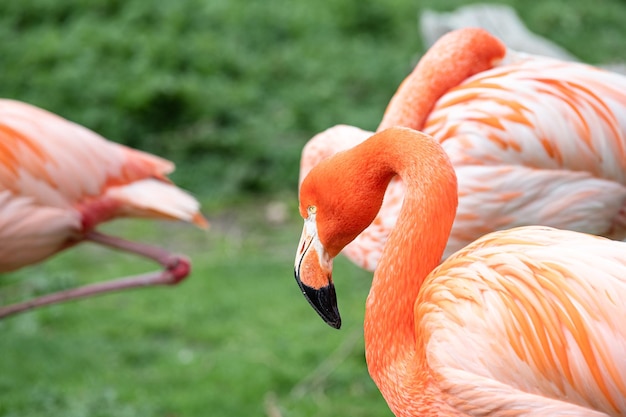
[0,232,192,319]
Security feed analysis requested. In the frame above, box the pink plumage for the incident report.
[300,28,626,271]
[295,126,626,415]
[0,99,207,317]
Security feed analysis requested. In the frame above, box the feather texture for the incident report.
[295,126,626,416]
[0,99,206,272]
[300,29,626,271]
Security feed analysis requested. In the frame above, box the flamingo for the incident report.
[300,28,626,271]
[295,126,626,416]
[0,99,208,319]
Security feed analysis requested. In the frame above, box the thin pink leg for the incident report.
[0,232,191,319]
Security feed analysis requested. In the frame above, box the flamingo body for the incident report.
[294,127,626,416]
[300,28,626,271]
[0,99,205,274]
[0,99,207,317]
[413,226,626,416]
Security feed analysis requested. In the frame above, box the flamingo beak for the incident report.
[294,216,341,329]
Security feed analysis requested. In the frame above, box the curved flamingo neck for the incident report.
[377,27,506,132]
[359,130,458,415]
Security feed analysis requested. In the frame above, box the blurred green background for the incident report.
[1,0,626,416]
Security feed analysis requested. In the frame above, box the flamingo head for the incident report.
[294,130,393,329]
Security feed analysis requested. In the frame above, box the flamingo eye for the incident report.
[307,206,317,215]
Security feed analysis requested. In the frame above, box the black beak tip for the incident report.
[295,271,342,329]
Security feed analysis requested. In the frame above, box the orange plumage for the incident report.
[300,28,626,271]
[295,127,626,416]
[0,99,207,317]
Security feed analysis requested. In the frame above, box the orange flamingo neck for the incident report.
[357,129,458,415]
[377,27,506,132]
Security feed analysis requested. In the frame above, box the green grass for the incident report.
[2,0,626,416]
[0,200,388,417]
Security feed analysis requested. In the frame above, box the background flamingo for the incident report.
[0,99,207,319]
[295,126,626,416]
[300,28,626,271]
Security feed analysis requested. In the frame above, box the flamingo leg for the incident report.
[0,231,190,319]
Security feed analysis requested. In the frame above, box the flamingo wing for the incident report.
[428,54,626,179]
[417,226,626,415]
[446,164,626,259]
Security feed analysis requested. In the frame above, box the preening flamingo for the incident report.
[300,28,626,271]
[0,99,207,319]
[295,127,626,416]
